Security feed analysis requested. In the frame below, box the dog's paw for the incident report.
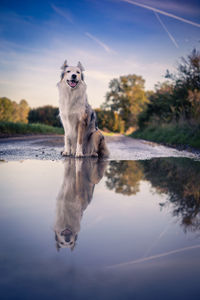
[91,152,98,157]
[75,151,84,157]
[61,151,71,156]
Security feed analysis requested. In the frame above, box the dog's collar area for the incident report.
[67,80,79,88]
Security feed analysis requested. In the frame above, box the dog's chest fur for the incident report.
[58,81,87,136]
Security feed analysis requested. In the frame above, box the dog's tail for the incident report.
[98,134,109,158]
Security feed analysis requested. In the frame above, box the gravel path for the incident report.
[0,134,199,161]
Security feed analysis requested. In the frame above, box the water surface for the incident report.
[1,158,200,299]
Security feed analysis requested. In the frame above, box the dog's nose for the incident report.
[65,234,71,243]
[72,74,77,79]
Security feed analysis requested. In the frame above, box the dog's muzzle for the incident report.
[67,80,79,88]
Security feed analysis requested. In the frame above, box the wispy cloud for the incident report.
[51,4,74,23]
[122,0,200,28]
[154,11,179,48]
[85,32,116,54]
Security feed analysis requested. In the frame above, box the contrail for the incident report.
[106,244,200,269]
[154,11,179,48]
[85,32,116,54]
[122,0,200,28]
[51,4,74,24]
[143,222,172,258]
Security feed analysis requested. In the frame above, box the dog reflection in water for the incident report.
[54,158,107,250]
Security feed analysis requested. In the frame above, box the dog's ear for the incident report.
[77,61,85,72]
[61,60,68,71]
[60,60,68,80]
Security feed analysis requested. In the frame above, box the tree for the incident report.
[138,48,200,128]
[138,82,174,128]
[0,97,14,122]
[165,48,200,121]
[95,108,125,133]
[28,105,62,127]
[103,75,148,131]
[18,100,30,123]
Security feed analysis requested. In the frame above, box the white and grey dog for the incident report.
[57,60,109,158]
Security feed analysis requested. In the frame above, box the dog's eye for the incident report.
[67,70,71,73]
[77,71,80,74]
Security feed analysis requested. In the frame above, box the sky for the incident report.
[0,0,200,108]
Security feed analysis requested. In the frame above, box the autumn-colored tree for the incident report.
[102,74,148,131]
[0,97,30,123]
[18,100,30,123]
[0,97,14,122]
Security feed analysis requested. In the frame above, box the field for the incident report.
[0,122,64,137]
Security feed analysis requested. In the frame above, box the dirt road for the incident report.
[0,134,199,161]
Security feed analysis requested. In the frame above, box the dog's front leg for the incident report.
[75,115,87,157]
[62,135,71,156]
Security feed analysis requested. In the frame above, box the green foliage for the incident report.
[102,74,148,131]
[138,82,174,128]
[28,105,62,127]
[132,123,200,149]
[139,48,200,129]
[0,97,29,123]
[95,109,125,133]
[0,122,64,136]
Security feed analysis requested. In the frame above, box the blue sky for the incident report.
[0,0,200,108]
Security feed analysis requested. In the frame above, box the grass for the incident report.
[130,123,200,150]
[0,122,64,137]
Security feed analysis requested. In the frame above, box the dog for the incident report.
[57,60,109,158]
[54,158,107,250]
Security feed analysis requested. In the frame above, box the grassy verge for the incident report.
[130,124,200,150]
[0,122,64,137]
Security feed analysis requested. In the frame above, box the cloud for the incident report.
[154,11,179,48]
[51,4,74,23]
[85,32,116,54]
[122,0,200,28]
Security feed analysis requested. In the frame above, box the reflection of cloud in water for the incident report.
[54,158,107,250]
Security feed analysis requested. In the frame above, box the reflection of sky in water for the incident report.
[0,159,200,299]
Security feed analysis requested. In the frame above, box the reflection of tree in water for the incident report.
[141,158,200,233]
[105,161,144,195]
[105,158,200,233]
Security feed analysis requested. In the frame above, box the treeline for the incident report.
[0,99,62,128]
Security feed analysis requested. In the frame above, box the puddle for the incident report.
[0,158,200,299]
